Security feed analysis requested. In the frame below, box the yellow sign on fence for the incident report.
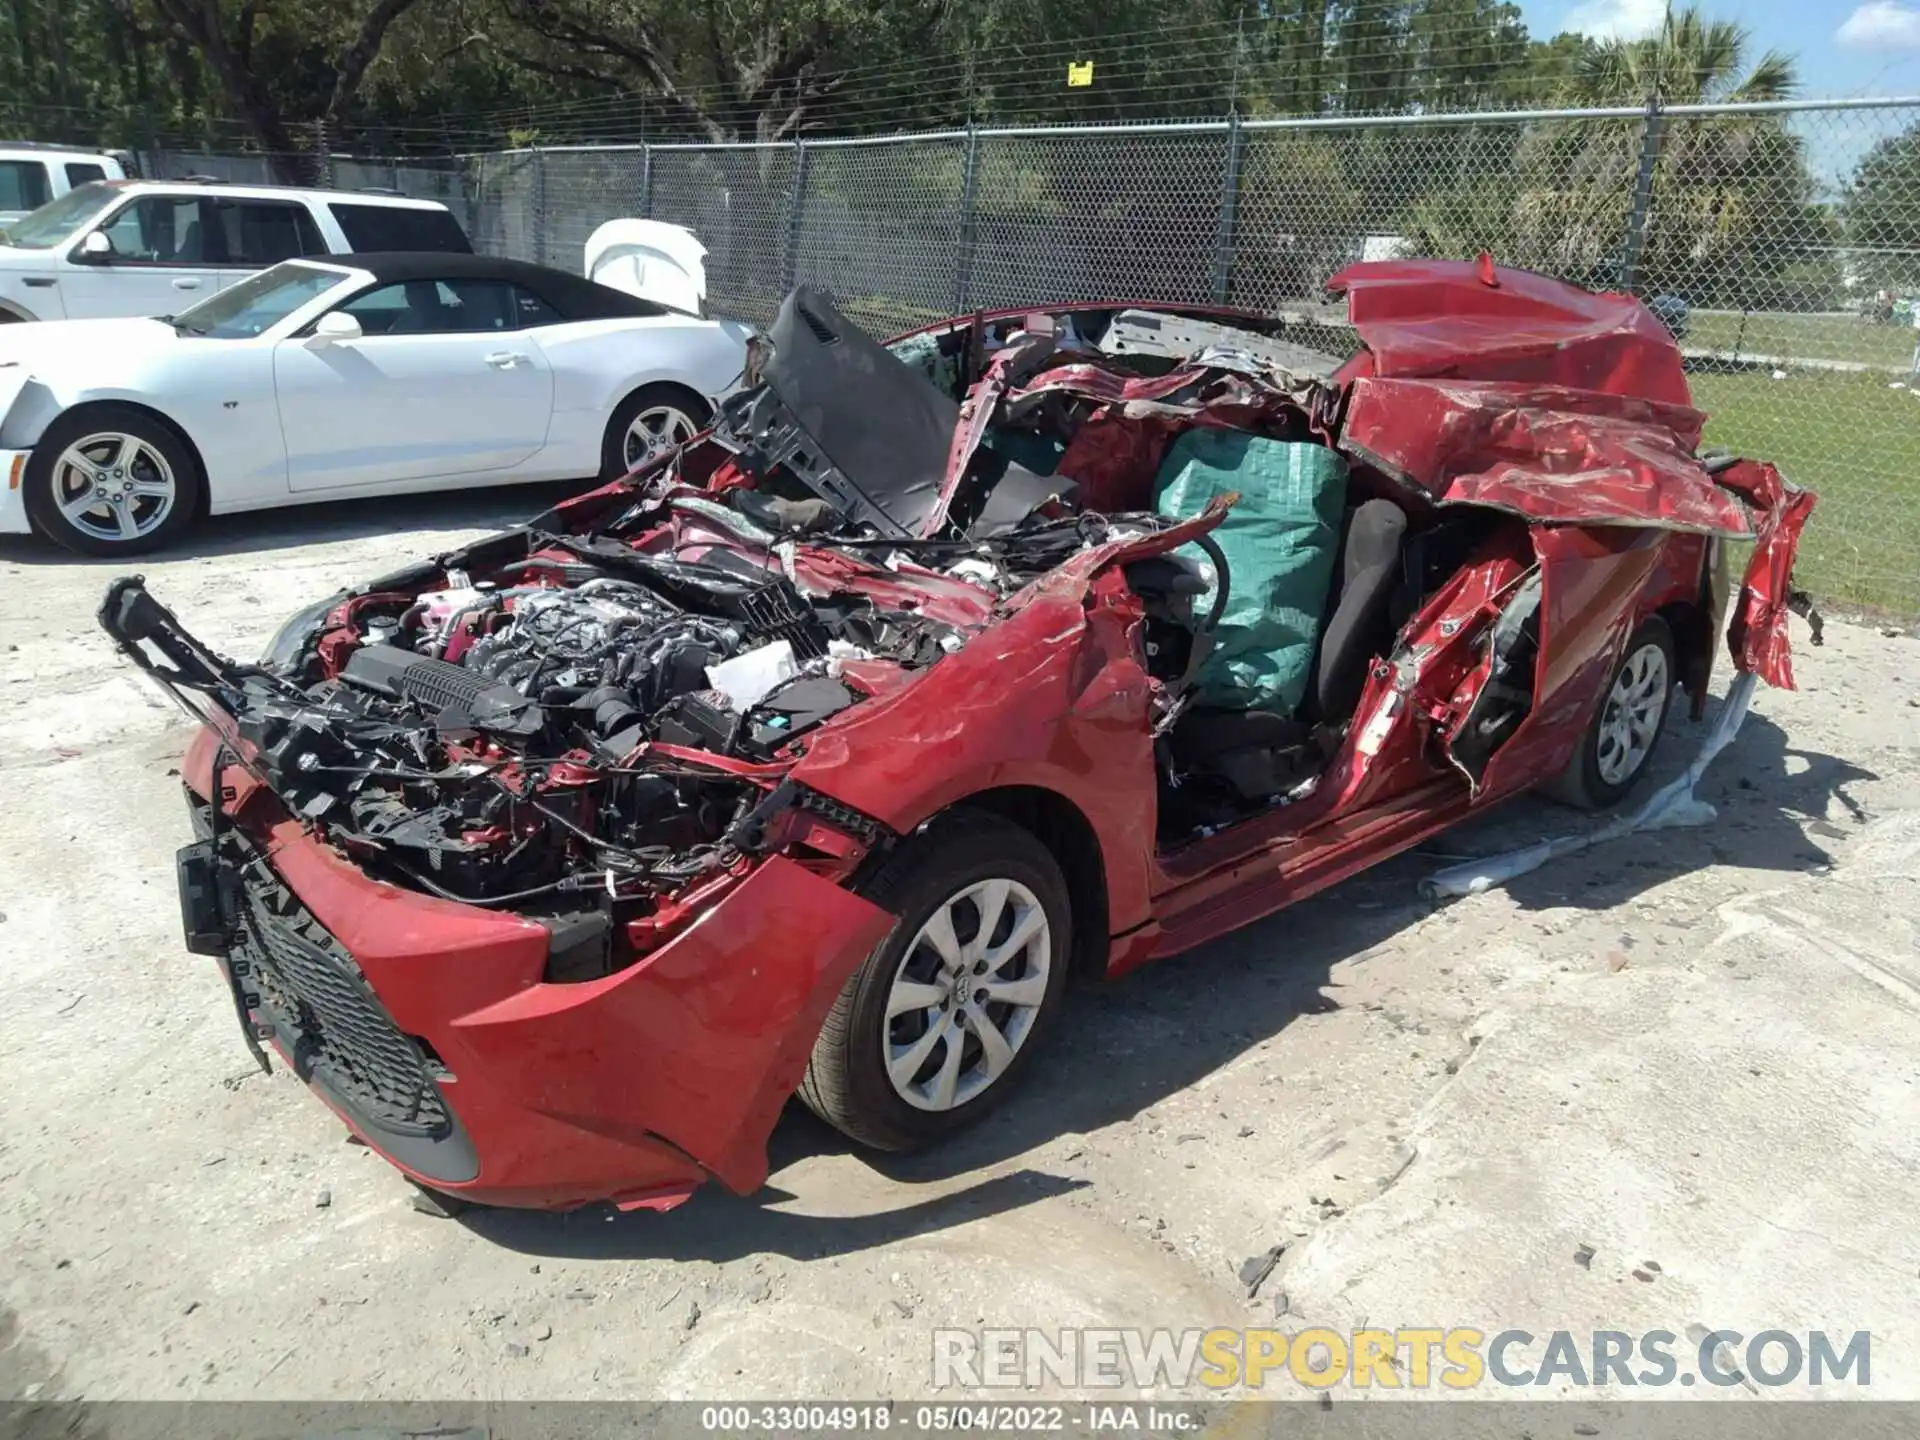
[1067,61,1095,88]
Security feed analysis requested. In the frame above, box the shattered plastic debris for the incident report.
[947,558,1001,586]
[705,640,797,712]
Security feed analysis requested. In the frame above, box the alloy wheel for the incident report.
[622,404,697,470]
[51,432,177,545]
[883,877,1052,1112]
[1596,640,1670,786]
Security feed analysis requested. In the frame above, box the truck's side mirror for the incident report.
[80,231,113,259]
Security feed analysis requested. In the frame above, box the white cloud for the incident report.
[1561,0,1665,42]
[1837,1,1920,47]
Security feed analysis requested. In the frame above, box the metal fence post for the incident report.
[953,124,981,312]
[783,138,810,293]
[533,147,548,267]
[638,145,653,219]
[1211,116,1246,306]
[1617,98,1665,293]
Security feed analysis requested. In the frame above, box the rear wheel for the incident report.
[25,404,203,556]
[799,814,1072,1152]
[1542,615,1676,810]
[600,383,710,480]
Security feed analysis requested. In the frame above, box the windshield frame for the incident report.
[0,180,120,250]
[167,260,364,340]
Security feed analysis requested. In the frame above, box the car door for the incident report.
[272,276,555,493]
[60,194,226,318]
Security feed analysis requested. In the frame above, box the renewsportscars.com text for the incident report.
[932,1327,1871,1391]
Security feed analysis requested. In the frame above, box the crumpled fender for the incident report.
[1714,458,1817,689]
[450,856,893,1196]
[793,498,1235,941]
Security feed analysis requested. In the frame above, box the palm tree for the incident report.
[1408,6,1831,306]
[1569,9,1795,108]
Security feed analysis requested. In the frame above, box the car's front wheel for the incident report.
[1542,614,1676,810]
[799,813,1073,1152]
[25,405,203,557]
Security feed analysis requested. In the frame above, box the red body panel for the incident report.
[1478,526,1679,799]
[168,260,1814,1211]
[184,732,892,1208]
[1328,257,1694,407]
[1337,377,1747,533]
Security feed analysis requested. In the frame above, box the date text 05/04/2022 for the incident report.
[699,1404,1200,1432]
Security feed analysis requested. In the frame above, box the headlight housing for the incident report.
[259,592,345,675]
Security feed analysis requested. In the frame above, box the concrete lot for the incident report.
[1,487,1916,1403]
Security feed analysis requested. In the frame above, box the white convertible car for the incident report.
[0,229,751,554]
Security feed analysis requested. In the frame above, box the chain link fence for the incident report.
[148,97,1920,616]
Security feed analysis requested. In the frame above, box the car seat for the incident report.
[388,281,453,334]
[1166,496,1411,802]
[180,214,210,262]
[1311,498,1410,721]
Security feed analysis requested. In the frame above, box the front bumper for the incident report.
[0,449,33,534]
[179,727,894,1211]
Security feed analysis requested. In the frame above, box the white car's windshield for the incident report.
[170,263,351,339]
[1,182,118,249]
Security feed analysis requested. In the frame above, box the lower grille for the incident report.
[227,845,453,1139]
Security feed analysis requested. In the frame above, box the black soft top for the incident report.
[332,252,681,320]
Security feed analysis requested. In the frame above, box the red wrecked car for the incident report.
[102,258,1813,1213]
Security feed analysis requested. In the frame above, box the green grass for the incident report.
[1686,310,1920,373]
[1692,368,1920,616]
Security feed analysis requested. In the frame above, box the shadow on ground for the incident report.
[464,821,1445,1263]
[1421,702,1875,915]
[0,481,584,567]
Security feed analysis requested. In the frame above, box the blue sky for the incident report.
[1516,0,1920,99]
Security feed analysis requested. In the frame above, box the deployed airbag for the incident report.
[1154,432,1348,714]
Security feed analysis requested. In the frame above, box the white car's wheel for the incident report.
[25,405,203,557]
[601,383,710,479]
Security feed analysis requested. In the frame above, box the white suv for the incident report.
[0,144,132,226]
[0,179,472,323]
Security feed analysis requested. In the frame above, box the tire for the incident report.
[799,812,1074,1152]
[600,383,711,480]
[1541,615,1677,811]
[25,404,203,557]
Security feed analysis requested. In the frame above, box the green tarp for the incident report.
[1152,431,1349,715]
